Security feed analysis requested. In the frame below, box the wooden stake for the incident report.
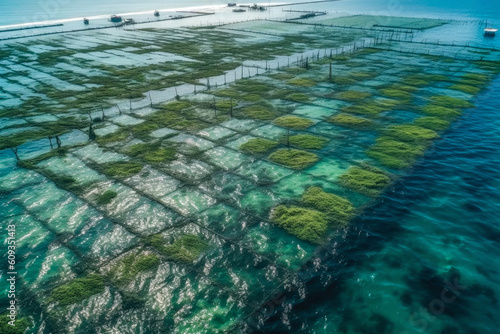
[10,147,19,160]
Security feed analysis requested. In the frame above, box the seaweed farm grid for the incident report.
[0,16,499,333]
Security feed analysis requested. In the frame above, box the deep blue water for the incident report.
[253,78,500,333]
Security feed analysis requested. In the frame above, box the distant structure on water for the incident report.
[83,18,89,25]
[110,15,122,23]
[484,27,498,37]
[154,10,160,17]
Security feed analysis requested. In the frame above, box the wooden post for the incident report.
[89,125,96,141]
[101,105,105,120]
[10,147,19,160]
[48,136,53,150]
[194,84,197,94]
[213,97,217,117]
[224,73,227,85]
[149,93,153,107]
[329,62,332,81]
[129,98,132,111]
[56,136,62,148]
[117,104,122,115]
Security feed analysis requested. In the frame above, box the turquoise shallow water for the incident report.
[253,78,500,333]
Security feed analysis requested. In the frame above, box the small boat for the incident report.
[83,18,89,25]
[249,3,266,11]
[484,27,498,37]
[154,10,160,17]
[233,8,246,12]
[228,3,237,6]
[124,18,135,25]
[110,15,122,23]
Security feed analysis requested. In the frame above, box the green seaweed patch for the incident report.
[384,124,439,143]
[328,113,374,128]
[95,190,117,205]
[131,122,159,137]
[269,73,295,80]
[350,71,375,79]
[366,137,426,169]
[110,253,160,285]
[338,165,391,197]
[421,105,461,119]
[449,84,480,95]
[240,138,279,154]
[243,105,278,120]
[0,314,31,334]
[50,274,104,306]
[127,143,176,164]
[43,170,84,194]
[287,134,328,150]
[160,100,194,111]
[287,78,316,87]
[120,291,146,310]
[462,73,489,82]
[341,103,385,116]
[330,76,356,85]
[402,77,431,87]
[216,99,238,109]
[268,149,318,169]
[270,205,328,243]
[284,67,307,74]
[336,91,371,102]
[284,92,310,103]
[213,88,240,98]
[430,96,474,109]
[387,84,419,92]
[103,161,143,178]
[379,88,413,100]
[301,187,355,226]
[148,110,208,131]
[146,234,208,263]
[273,116,314,130]
[414,117,450,131]
[96,129,129,145]
[242,93,262,102]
